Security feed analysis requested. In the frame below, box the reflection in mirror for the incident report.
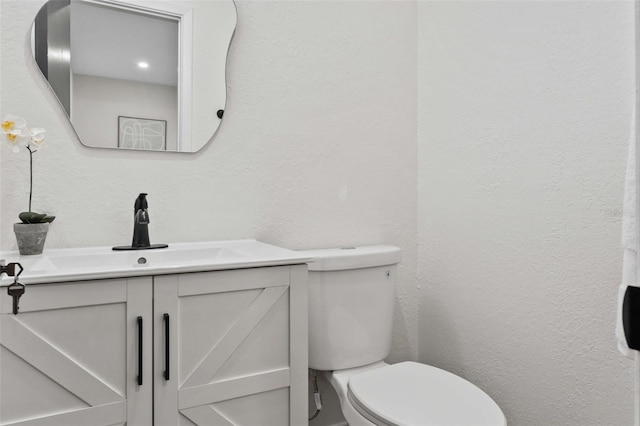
[31,0,236,153]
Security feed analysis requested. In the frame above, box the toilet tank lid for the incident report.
[299,245,401,271]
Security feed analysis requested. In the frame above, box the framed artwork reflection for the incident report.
[118,116,167,151]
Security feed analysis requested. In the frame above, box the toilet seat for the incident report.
[347,362,506,426]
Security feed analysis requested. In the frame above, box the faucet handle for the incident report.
[135,193,149,210]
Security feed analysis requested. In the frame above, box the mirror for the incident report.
[31,0,236,153]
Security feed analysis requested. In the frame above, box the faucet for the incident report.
[113,193,168,251]
[132,193,151,248]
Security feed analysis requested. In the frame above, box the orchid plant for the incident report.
[1,115,55,224]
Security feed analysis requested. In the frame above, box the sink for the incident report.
[0,240,313,285]
[31,247,244,272]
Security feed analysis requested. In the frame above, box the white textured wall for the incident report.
[0,0,418,374]
[418,2,635,425]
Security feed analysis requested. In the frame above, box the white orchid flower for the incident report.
[2,114,51,220]
[1,115,29,152]
[28,127,46,145]
[1,115,27,134]
[2,130,27,152]
[1,116,47,151]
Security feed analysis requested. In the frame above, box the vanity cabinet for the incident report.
[0,265,308,426]
[0,277,152,426]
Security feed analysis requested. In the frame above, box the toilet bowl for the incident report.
[327,361,505,426]
[302,245,506,426]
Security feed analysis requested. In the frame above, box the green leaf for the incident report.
[42,215,56,223]
[18,211,47,224]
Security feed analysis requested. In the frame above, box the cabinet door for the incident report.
[154,265,307,426]
[0,277,153,426]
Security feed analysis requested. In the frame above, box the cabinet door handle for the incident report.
[163,313,170,381]
[137,316,143,386]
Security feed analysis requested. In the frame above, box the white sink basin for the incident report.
[0,240,313,285]
[31,246,244,272]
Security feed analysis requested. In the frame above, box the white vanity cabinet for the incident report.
[0,264,308,426]
[0,277,153,426]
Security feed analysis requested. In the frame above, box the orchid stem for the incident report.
[27,145,34,212]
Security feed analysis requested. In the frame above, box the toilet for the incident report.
[302,245,506,426]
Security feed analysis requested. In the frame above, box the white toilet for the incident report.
[302,245,506,426]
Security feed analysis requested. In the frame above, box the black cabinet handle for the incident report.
[164,313,170,381]
[137,316,143,386]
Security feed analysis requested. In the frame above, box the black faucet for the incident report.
[113,193,168,251]
[133,193,151,248]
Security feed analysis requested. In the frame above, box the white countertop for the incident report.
[0,239,313,286]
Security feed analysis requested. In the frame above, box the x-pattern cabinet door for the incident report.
[153,265,307,426]
[0,277,153,426]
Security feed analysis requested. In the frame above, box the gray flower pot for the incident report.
[14,222,49,255]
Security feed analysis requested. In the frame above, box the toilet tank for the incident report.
[301,245,401,371]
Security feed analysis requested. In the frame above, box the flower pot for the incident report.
[14,222,49,255]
